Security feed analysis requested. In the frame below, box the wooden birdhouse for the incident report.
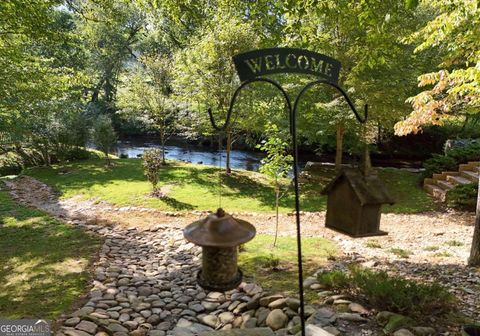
[322,168,394,237]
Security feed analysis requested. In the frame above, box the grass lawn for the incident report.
[25,158,438,214]
[0,180,101,319]
[238,234,337,302]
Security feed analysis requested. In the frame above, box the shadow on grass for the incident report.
[159,196,195,210]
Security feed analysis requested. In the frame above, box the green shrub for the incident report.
[350,267,454,315]
[61,147,91,161]
[445,141,480,163]
[143,148,164,191]
[422,154,457,180]
[317,270,351,290]
[446,182,478,211]
[92,115,117,165]
[0,152,23,176]
[317,267,455,316]
[260,254,281,270]
[423,141,480,180]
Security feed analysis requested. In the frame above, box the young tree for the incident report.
[394,0,479,136]
[257,123,293,247]
[284,0,434,166]
[173,13,259,173]
[92,115,117,165]
[72,0,146,115]
[118,55,177,164]
[393,0,480,266]
[142,148,164,193]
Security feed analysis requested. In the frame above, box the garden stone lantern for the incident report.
[184,208,256,291]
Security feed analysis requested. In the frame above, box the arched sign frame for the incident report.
[208,48,368,336]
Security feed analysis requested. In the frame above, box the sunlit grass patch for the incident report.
[238,234,337,302]
[26,159,438,214]
[0,184,101,319]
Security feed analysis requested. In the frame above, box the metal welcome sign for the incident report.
[207,48,367,336]
[233,48,341,83]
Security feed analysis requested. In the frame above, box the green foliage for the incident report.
[445,240,464,247]
[118,55,177,154]
[0,152,23,176]
[389,248,412,259]
[317,270,351,290]
[316,267,455,316]
[173,13,260,138]
[92,115,117,164]
[446,182,478,211]
[257,123,293,187]
[445,142,480,163]
[365,239,382,249]
[260,254,281,271]
[238,234,337,300]
[142,149,164,190]
[351,267,454,315]
[422,141,480,179]
[424,246,439,251]
[396,0,480,135]
[422,154,457,179]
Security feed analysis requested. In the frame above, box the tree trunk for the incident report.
[274,187,279,248]
[362,125,372,176]
[335,122,345,171]
[160,129,166,165]
[104,148,110,166]
[468,173,480,266]
[225,129,232,174]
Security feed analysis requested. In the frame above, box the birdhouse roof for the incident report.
[322,168,395,206]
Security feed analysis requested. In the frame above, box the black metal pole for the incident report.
[290,103,306,336]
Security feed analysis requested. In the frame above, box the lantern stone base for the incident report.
[198,246,242,291]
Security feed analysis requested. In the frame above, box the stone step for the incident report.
[433,171,459,181]
[446,175,472,186]
[460,163,473,172]
[424,183,447,201]
[461,170,479,182]
[468,161,480,167]
[424,177,436,185]
[436,180,455,190]
[199,328,275,336]
[424,161,479,202]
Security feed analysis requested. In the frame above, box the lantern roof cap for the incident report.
[183,208,256,247]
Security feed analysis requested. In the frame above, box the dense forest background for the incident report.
[1,0,479,170]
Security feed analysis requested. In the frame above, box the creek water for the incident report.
[112,138,266,172]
